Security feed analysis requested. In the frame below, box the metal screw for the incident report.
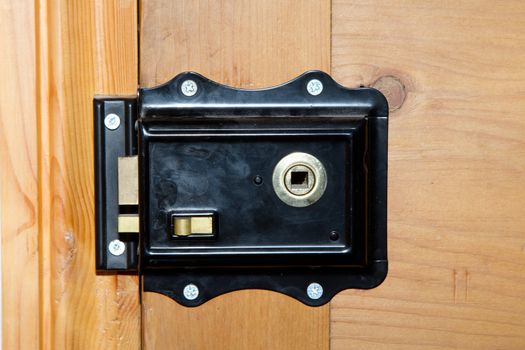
[104,113,121,130]
[108,239,126,256]
[307,282,323,300]
[306,79,323,96]
[181,79,198,97]
[183,284,199,300]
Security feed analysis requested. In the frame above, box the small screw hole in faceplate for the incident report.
[329,231,340,241]
[253,175,263,186]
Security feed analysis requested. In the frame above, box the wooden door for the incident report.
[2,0,525,349]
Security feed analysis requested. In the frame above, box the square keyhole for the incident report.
[291,171,309,188]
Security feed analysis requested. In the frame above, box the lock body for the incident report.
[95,71,388,306]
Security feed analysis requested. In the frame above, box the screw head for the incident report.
[183,284,199,300]
[307,282,324,300]
[181,79,198,97]
[306,79,323,96]
[104,113,121,130]
[108,239,126,256]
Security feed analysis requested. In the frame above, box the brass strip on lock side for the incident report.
[118,214,140,233]
[118,156,138,205]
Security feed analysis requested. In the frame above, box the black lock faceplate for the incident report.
[141,118,366,268]
[95,71,388,306]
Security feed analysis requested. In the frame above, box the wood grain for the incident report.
[331,1,525,349]
[140,1,331,349]
[2,0,140,349]
[42,1,140,348]
[143,291,330,350]
[0,2,40,348]
[140,0,331,88]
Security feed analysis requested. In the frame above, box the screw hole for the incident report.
[329,231,339,241]
[253,175,263,185]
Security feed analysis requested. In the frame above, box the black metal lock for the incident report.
[94,71,388,306]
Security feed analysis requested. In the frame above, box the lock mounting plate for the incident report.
[95,71,388,306]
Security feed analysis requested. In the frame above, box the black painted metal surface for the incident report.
[95,71,388,306]
[94,97,138,271]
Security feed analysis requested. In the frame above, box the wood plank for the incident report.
[143,291,330,350]
[140,1,331,349]
[2,0,140,349]
[140,0,331,88]
[331,1,525,349]
[41,1,140,348]
[0,2,40,348]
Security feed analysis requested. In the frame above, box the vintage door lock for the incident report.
[94,71,388,306]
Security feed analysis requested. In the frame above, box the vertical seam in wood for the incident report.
[329,0,333,75]
[328,0,333,348]
[35,0,44,348]
[137,0,142,91]
[35,0,52,348]
[138,3,144,350]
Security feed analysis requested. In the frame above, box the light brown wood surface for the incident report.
[140,1,331,349]
[143,291,330,350]
[1,0,140,349]
[331,1,525,349]
[140,0,331,88]
[41,1,140,348]
[0,2,40,348]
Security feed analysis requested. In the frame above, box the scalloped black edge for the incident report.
[138,70,388,118]
[143,261,388,307]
